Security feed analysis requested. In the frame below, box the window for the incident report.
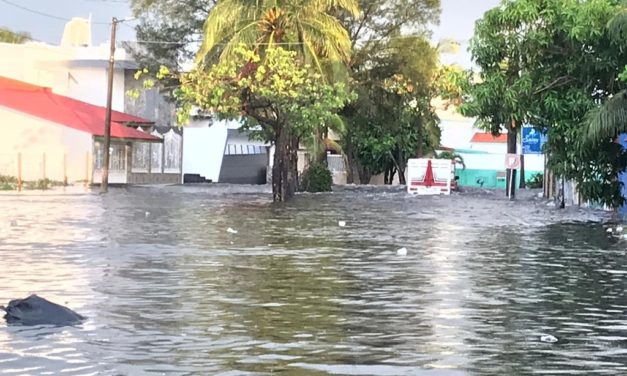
[132,142,150,172]
[94,142,127,172]
[150,130,163,173]
[163,129,181,172]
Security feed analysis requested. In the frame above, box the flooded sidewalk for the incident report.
[0,185,625,375]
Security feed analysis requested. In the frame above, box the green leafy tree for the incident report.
[0,27,31,44]
[337,0,441,184]
[175,46,353,201]
[463,0,627,207]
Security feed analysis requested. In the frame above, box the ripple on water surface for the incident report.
[0,185,625,375]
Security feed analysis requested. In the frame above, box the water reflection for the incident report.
[0,186,625,375]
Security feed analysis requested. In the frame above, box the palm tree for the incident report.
[585,6,627,142]
[196,0,359,76]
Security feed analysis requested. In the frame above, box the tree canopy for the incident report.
[0,27,31,44]
[463,0,627,207]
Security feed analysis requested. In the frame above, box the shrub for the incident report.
[300,162,333,193]
[527,173,543,189]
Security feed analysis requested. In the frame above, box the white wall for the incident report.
[0,42,127,111]
[460,152,545,171]
[439,118,476,149]
[469,141,507,154]
[0,106,93,182]
[64,67,126,111]
[182,119,229,182]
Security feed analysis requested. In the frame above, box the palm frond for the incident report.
[608,6,627,47]
[584,91,627,142]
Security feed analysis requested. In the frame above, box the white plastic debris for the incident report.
[540,334,558,343]
[607,228,613,233]
[226,227,238,234]
[616,226,624,233]
[145,211,150,217]
[397,247,408,256]
[338,221,346,227]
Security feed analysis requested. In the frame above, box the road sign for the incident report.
[522,124,547,154]
[505,154,521,169]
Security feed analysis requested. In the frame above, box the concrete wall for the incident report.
[182,119,229,182]
[127,173,180,185]
[219,154,267,184]
[0,42,128,111]
[0,106,92,183]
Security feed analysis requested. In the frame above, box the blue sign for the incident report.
[522,124,547,154]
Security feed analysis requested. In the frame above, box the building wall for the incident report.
[182,119,229,182]
[468,141,508,154]
[219,154,267,184]
[0,42,127,111]
[456,153,545,189]
[127,173,181,185]
[0,106,92,183]
[124,70,175,127]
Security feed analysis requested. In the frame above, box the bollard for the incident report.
[17,152,22,192]
[63,153,68,187]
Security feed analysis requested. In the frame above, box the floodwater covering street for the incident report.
[0,185,626,375]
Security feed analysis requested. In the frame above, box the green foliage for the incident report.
[299,162,333,192]
[526,173,543,189]
[435,151,465,169]
[342,35,441,183]
[342,0,440,70]
[176,45,353,141]
[0,27,31,44]
[465,0,627,207]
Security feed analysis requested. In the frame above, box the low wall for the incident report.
[127,173,181,185]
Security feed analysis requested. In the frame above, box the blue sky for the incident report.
[0,0,501,68]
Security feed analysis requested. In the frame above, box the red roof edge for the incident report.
[470,132,508,143]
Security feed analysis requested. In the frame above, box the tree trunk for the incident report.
[358,165,371,185]
[272,127,299,202]
[519,153,526,189]
[506,123,518,198]
[398,165,407,185]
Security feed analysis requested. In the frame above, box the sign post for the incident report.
[505,154,521,199]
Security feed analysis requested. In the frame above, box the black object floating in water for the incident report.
[1,294,85,326]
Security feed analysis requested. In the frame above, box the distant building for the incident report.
[0,77,167,185]
[182,117,269,184]
[0,18,182,185]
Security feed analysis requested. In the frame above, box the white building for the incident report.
[0,18,182,185]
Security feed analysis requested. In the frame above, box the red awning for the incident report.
[470,132,508,143]
[0,76,160,142]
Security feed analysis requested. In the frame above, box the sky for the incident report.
[0,0,501,68]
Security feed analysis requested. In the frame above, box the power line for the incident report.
[0,0,116,24]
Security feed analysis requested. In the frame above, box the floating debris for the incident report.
[616,226,624,233]
[338,221,346,227]
[226,227,238,234]
[397,247,408,256]
[145,211,150,217]
[540,334,558,343]
[607,228,613,233]
[9,220,17,227]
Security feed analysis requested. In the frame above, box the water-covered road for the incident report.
[0,185,625,375]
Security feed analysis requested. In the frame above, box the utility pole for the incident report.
[101,17,119,194]
[101,16,134,193]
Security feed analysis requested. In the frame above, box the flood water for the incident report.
[0,185,626,375]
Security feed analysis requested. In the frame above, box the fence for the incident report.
[0,152,91,190]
